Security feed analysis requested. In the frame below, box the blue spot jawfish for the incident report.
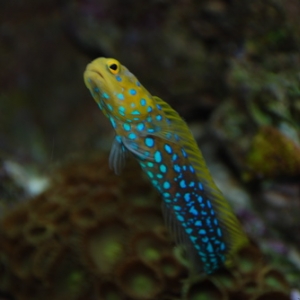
[83,57,248,274]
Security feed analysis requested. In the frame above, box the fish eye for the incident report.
[109,64,118,71]
[107,59,120,74]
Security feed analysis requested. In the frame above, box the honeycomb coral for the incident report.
[116,258,164,299]
[0,153,294,300]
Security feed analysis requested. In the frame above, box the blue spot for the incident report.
[152,180,158,186]
[147,106,152,113]
[176,214,184,222]
[189,165,195,173]
[116,136,122,143]
[123,123,131,131]
[175,192,181,198]
[116,75,122,82]
[131,110,140,115]
[185,228,193,234]
[174,134,179,141]
[156,114,162,121]
[129,89,137,95]
[200,251,208,258]
[174,165,181,173]
[213,218,218,225]
[157,174,163,179]
[147,171,154,178]
[184,193,191,202]
[103,92,109,99]
[189,206,198,215]
[145,137,154,148]
[147,162,154,168]
[197,196,203,203]
[195,220,202,226]
[136,123,145,131]
[211,209,215,216]
[201,210,207,216]
[186,201,194,208]
[217,228,222,237]
[110,118,116,129]
[163,181,170,189]
[202,236,209,243]
[164,144,172,154]
[119,106,125,116]
[199,229,207,235]
[195,245,200,251]
[174,205,181,211]
[189,182,195,187]
[136,81,141,87]
[157,104,162,110]
[198,182,204,190]
[190,236,197,243]
[206,243,213,253]
[163,192,171,198]
[172,154,178,161]
[160,164,167,173]
[165,133,172,140]
[147,128,155,133]
[206,218,211,227]
[140,98,146,106]
[133,117,140,121]
[143,151,150,158]
[207,200,212,209]
[181,149,187,157]
[179,180,186,188]
[220,243,226,251]
[130,103,136,108]
[107,104,113,112]
[128,133,136,140]
[146,116,152,123]
[182,166,187,171]
[117,93,124,100]
[94,87,99,93]
[154,151,162,163]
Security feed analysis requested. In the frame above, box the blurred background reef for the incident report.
[0,0,300,299]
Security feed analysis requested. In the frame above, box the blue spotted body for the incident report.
[84,57,249,274]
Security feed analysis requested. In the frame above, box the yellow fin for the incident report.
[153,96,248,260]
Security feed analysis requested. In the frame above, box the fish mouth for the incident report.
[89,69,105,80]
[84,62,106,82]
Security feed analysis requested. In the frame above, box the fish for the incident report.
[83,57,248,274]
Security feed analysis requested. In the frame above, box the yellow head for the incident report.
[84,58,155,122]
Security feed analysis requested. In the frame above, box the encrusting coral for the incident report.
[0,153,294,300]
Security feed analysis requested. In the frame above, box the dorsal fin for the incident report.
[152,96,248,260]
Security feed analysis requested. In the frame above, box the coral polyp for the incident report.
[116,258,164,299]
[82,219,129,274]
[0,153,295,299]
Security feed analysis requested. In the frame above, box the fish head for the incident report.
[84,57,155,123]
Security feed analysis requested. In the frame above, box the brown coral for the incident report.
[0,153,294,300]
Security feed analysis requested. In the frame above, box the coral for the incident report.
[0,153,295,300]
[116,258,164,299]
[244,126,300,179]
